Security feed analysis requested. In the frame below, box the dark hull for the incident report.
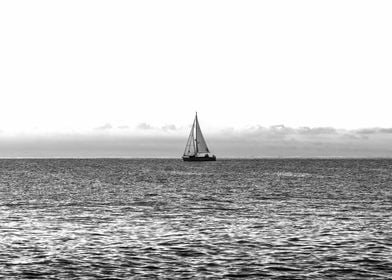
[182,155,216,162]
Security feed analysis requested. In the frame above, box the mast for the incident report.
[195,112,198,155]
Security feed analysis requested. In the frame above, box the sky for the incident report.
[1,1,392,157]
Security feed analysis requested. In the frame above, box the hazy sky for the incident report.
[1,1,392,156]
[1,126,392,158]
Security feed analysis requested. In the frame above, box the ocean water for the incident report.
[0,159,391,279]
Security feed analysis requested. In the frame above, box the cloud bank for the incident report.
[1,125,392,158]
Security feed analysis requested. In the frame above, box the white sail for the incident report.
[195,115,210,153]
[183,119,196,156]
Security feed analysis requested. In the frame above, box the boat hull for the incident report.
[182,155,216,162]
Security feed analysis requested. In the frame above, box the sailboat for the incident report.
[182,113,216,161]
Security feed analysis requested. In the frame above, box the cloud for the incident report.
[135,123,178,132]
[136,123,153,130]
[219,125,388,142]
[118,125,130,129]
[162,124,177,131]
[356,127,392,135]
[95,123,112,130]
[296,127,338,136]
[380,128,392,134]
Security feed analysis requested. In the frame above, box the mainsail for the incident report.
[183,113,211,156]
[195,114,210,153]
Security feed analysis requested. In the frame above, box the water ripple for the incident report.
[0,159,391,279]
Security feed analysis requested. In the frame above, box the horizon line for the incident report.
[1,156,392,160]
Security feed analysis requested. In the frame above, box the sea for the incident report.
[0,159,391,279]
